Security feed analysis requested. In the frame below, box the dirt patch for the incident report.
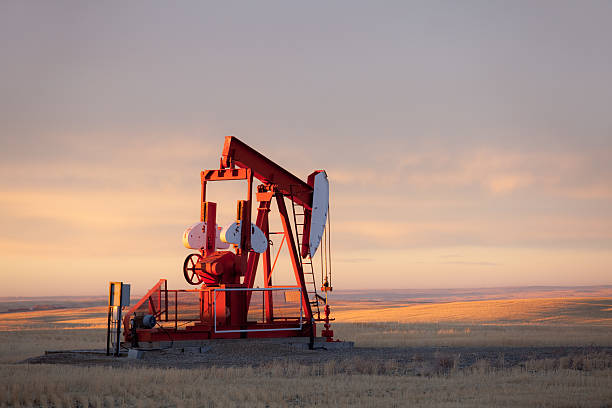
[22,342,612,375]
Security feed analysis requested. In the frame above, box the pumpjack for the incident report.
[123,136,334,343]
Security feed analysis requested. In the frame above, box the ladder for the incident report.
[289,187,322,320]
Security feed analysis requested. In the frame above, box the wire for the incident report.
[328,200,332,288]
[320,228,324,285]
[151,321,174,350]
[174,320,197,329]
[324,210,328,284]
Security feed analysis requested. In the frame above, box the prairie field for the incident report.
[1,295,612,407]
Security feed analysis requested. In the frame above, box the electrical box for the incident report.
[107,281,130,356]
[109,282,130,307]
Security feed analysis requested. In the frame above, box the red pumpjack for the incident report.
[123,136,334,345]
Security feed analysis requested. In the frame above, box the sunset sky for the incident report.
[1,1,611,296]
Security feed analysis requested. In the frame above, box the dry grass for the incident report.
[1,356,612,407]
[334,322,612,347]
[2,322,612,365]
[1,327,612,407]
[2,297,611,332]
[1,297,612,407]
[333,297,612,325]
[0,330,104,364]
[0,307,107,331]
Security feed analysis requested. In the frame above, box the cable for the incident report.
[148,321,174,350]
[269,238,275,271]
[320,229,324,285]
[324,209,328,285]
[328,200,332,288]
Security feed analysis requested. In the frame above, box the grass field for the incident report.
[1,296,612,407]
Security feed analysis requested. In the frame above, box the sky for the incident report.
[1,1,611,296]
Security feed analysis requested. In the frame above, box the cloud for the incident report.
[0,132,218,190]
[331,214,612,251]
[329,147,611,198]
[440,261,499,266]
[1,133,612,294]
[484,173,534,194]
[328,246,612,290]
[561,183,612,200]
[335,257,375,264]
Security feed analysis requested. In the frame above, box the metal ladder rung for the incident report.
[290,186,321,319]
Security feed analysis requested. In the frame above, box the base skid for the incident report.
[133,321,314,343]
[123,336,352,352]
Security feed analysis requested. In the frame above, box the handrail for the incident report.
[122,279,167,334]
[124,283,306,340]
